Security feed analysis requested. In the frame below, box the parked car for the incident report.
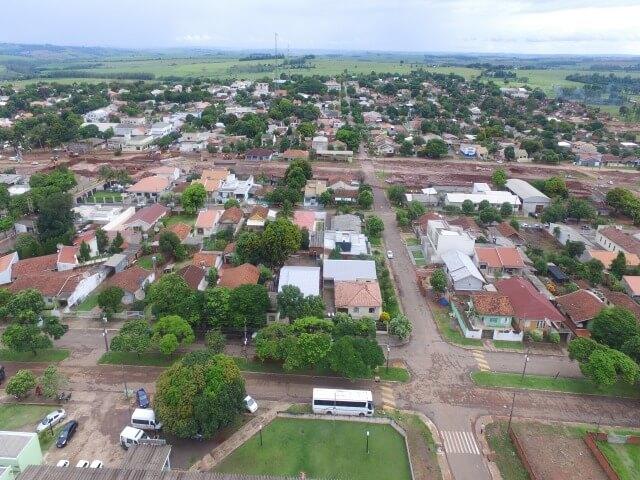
[243,395,258,413]
[56,460,69,467]
[386,250,394,259]
[75,460,90,468]
[89,460,104,469]
[36,409,66,433]
[56,420,78,448]
[136,388,150,409]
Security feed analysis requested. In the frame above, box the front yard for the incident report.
[598,441,640,480]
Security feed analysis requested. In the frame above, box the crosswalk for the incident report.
[472,350,490,372]
[441,430,481,455]
[379,384,396,411]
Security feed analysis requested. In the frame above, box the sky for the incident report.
[1,0,639,55]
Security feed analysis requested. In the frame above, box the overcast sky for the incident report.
[2,0,639,55]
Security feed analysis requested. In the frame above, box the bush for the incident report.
[529,329,543,342]
[389,314,412,341]
[205,330,226,354]
[6,369,36,399]
[547,330,561,344]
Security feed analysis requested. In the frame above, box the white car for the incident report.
[36,409,66,433]
[76,460,90,468]
[90,460,104,469]
[243,395,258,413]
[56,460,69,467]
[386,250,394,259]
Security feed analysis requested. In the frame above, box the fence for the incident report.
[584,432,620,480]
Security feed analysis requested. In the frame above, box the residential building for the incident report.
[216,174,254,203]
[322,259,377,284]
[582,249,640,269]
[122,204,169,233]
[311,136,329,151]
[323,230,369,257]
[192,251,222,272]
[245,205,274,230]
[474,246,526,277]
[194,209,221,237]
[245,148,274,161]
[0,431,42,475]
[315,150,354,162]
[554,289,605,340]
[421,219,475,264]
[127,176,171,203]
[149,122,173,137]
[108,266,155,304]
[0,252,19,285]
[444,183,521,209]
[218,207,244,234]
[329,181,359,203]
[149,166,180,182]
[405,187,438,206]
[331,214,362,233]
[547,223,595,248]
[293,210,318,232]
[166,223,192,243]
[193,168,229,200]
[56,245,79,271]
[334,280,382,319]
[282,149,309,161]
[622,276,640,301]
[505,179,550,216]
[178,265,208,291]
[278,266,321,297]
[178,132,209,152]
[576,152,602,167]
[465,292,522,341]
[73,230,99,257]
[218,263,260,288]
[595,226,640,256]
[441,249,485,292]
[493,221,524,246]
[303,180,327,207]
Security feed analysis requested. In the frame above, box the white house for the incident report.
[422,219,475,264]
[505,179,550,216]
[0,252,18,285]
[445,183,521,209]
[216,174,255,203]
[312,136,329,151]
[323,230,370,257]
[150,122,173,138]
[441,250,486,292]
[322,259,377,284]
[278,266,321,297]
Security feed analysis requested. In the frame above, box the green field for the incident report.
[215,418,412,480]
[76,291,100,311]
[485,421,530,480]
[432,307,483,347]
[598,441,640,480]
[472,371,640,398]
[0,404,56,430]
[163,214,196,227]
[0,349,69,362]
[88,191,123,203]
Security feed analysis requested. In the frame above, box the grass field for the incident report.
[87,191,123,203]
[598,441,640,480]
[76,291,100,311]
[485,421,530,480]
[163,214,196,227]
[215,418,412,480]
[136,255,157,270]
[492,340,524,351]
[0,404,56,430]
[98,351,179,367]
[0,349,69,362]
[472,371,640,398]
[432,307,483,347]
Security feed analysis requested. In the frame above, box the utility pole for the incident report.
[508,349,531,432]
[274,32,279,81]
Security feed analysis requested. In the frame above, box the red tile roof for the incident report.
[195,210,220,229]
[450,216,481,233]
[495,277,564,322]
[167,222,192,242]
[192,251,220,268]
[475,246,525,269]
[127,175,170,193]
[471,292,515,316]
[249,205,269,221]
[57,246,79,265]
[496,221,523,240]
[124,204,169,228]
[555,289,605,324]
[602,289,640,319]
[108,266,153,293]
[334,281,382,308]
[12,254,57,277]
[178,265,206,290]
[219,207,243,224]
[293,210,316,231]
[9,268,93,297]
[218,263,259,288]
[599,227,640,256]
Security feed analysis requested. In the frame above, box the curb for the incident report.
[474,415,503,480]
[403,410,454,480]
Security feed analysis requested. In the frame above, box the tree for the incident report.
[277,285,305,321]
[430,269,447,293]
[2,324,52,356]
[591,307,640,350]
[205,330,226,354]
[365,216,384,238]
[389,314,412,340]
[158,334,179,356]
[5,369,36,399]
[202,287,232,329]
[40,364,66,399]
[399,140,414,157]
[610,251,627,279]
[491,169,507,189]
[422,139,448,158]
[152,315,195,347]
[297,122,316,139]
[78,241,91,262]
[154,354,246,439]
[109,319,152,357]
[357,189,374,209]
[224,198,240,209]
[260,218,302,267]
[15,234,41,259]
[580,347,639,388]
[541,200,567,223]
[566,198,596,222]
[504,146,515,161]
[319,190,334,207]
[565,241,585,258]
[568,337,602,362]
[387,185,406,206]
[621,336,640,363]
[159,231,187,261]
[499,202,513,218]
[95,228,109,254]
[335,126,361,151]
[461,199,475,215]
[97,286,124,314]
[284,332,332,371]
[181,183,207,214]
[235,231,262,265]
[110,232,124,254]
[544,177,569,198]
[581,259,604,285]
[147,274,198,322]
[36,192,74,251]
[229,284,270,330]
[327,336,384,379]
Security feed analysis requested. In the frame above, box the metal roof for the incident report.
[322,259,377,282]
[0,431,36,459]
[278,266,321,297]
[123,445,172,471]
[505,179,549,202]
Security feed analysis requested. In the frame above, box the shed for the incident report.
[505,178,550,216]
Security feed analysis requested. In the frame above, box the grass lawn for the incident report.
[0,349,69,362]
[432,308,483,347]
[76,291,100,311]
[492,340,524,351]
[404,237,420,246]
[471,372,640,398]
[0,404,57,430]
[88,191,122,203]
[598,442,640,480]
[163,214,196,227]
[136,255,157,270]
[215,418,412,480]
[485,421,530,480]
[369,236,382,247]
[98,351,180,367]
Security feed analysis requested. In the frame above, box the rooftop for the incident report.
[278,266,321,297]
[195,209,221,229]
[127,175,170,194]
[334,280,382,308]
[108,266,152,293]
[218,263,260,288]
[598,227,640,256]
[475,246,525,269]
[555,289,605,323]
[220,207,244,224]
[0,430,37,458]
[471,292,515,317]
[495,277,564,322]
[322,259,377,282]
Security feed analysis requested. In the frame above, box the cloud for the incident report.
[175,33,212,44]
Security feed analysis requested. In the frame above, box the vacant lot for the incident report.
[598,441,640,480]
[215,418,412,480]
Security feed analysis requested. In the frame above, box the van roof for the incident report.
[121,426,144,438]
[132,408,155,420]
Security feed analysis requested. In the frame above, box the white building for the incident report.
[505,179,550,216]
[441,250,485,291]
[322,259,377,283]
[216,174,255,203]
[312,136,329,151]
[323,230,369,257]
[445,183,521,209]
[150,122,173,138]
[421,219,475,264]
[278,266,321,297]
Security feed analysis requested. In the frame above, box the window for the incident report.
[536,320,546,329]
[313,399,334,407]
[369,308,376,313]
[335,400,367,408]
[353,307,360,313]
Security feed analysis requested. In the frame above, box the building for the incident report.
[582,249,640,269]
[547,223,595,248]
[0,431,42,475]
[218,207,244,234]
[149,166,181,182]
[303,180,327,207]
[331,214,362,233]
[178,132,209,152]
[192,251,222,272]
[56,245,79,271]
[245,148,274,161]
[218,263,260,288]
[278,266,321,297]
[149,122,173,137]
[444,183,521,209]
[474,246,526,277]
[505,179,550,216]
[216,174,254,203]
[293,210,318,233]
[334,280,382,319]
[323,230,369,257]
[282,149,309,161]
[465,292,522,342]
[554,289,605,340]
[315,150,354,162]
[622,276,640,301]
[245,205,274,230]
[108,266,155,304]
[421,219,475,264]
[441,249,485,292]
[193,169,230,200]
[0,252,19,285]
[595,226,640,256]
[127,176,171,203]
[122,204,169,233]
[194,209,221,237]
[329,181,359,203]
[312,136,329,151]
[178,265,208,291]
[322,259,377,284]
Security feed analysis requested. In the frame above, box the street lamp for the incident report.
[259,424,263,446]
[508,349,531,432]
[386,344,391,373]
[102,314,109,353]
[366,430,370,454]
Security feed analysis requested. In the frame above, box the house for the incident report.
[547,223,595,248]
[595,226,640,256]
[322,259,377,285]
[444,183,521,209]
[315,150,354,163]
[293,210,318,233]
[246,205,274,230]
[193,169,229,200]
[312,136,329,151]
[323,230,369,257]
[495,277,565,332]
[73,230,99,257]
[165,223,191,243]
[194,209,221,237]
[245,148,274,161]
[218,207,244,234]
[127,176,171,203]
[56,246,79,271]
[149,122,173,137]
[178,265,208,291]
[123,204,169,233]
[218,263,260,288]
[494,221,524,246]
[329,181,359,203]
[459,144,477,157]
[466,292,522,341]
[622,276,640,301]
[441,249,485,292]
[421,219,475,264]
[324,79,341,91]
[0,431,42,474]
[216,174,254,203]
[583,249,640,269]
[192,251,222,272]
[108,266,155,304]
[334,280,382,319]
[413,211,444,237]
[178,132,209,152]
[282,149,309,161]
[474,246,525,277]
[554,289,605,339]
[278,266,321,297]
[362,111,383,124]
[0,252,19,285]
[303,180,327,207]
[149,166,181,182]
[331,214,362,233]
[505,179,550,216]
[449,216,482,239]
[576,152,602,167]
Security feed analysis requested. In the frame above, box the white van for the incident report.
[130,408,163,431]
[120,426,149,450]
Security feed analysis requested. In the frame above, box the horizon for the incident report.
[1,0,638,55]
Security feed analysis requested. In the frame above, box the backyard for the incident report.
[215,418,412,480]
[87,191,123,203]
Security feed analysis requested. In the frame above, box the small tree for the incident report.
[610,251,627,279]
[2,323,52,356]
[110,232,124,254]
[430,269,447,294]
[224,198,240,209]
[357,190,374,209]
[491,169,507,188]
[499,202,513,218]
[97,286,124,315]
[6,369,36,399]
[40,364,67,398]
[461,199,475,215]
[110,319,152,357]
[389,314,412,340]
[365,215,385,238]
[205,330,226,354]
[152,315,195,347]
[158,333,179,356]
[95,228,109,254]
[78,241,91,262]
[181,183,207,214]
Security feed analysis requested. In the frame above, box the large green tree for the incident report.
[36,192,74,251]
[590,307,640,350]
[147,274,199,323]
[260,218,302,267]
[229,284,270,330]
[109,319,152,357]
[181,183,207,214]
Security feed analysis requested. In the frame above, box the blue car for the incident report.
[136,388,150,408]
